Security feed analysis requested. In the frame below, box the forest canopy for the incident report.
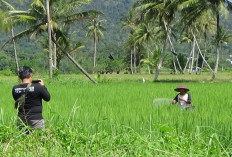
[0,0,231,79]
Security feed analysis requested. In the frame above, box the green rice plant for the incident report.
[0,74,232,156]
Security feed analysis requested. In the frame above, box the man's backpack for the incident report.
[15,83,32,109]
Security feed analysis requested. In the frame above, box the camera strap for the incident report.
[15,83,32,109]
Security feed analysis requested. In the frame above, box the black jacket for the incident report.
[12,83,50,120]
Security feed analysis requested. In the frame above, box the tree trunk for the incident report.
[93,36,97,69]
[138,55,141,74]
[46,0,53,79]
[11,27,19,73]
[220,44,223,71]
[175,56,182,73]
[212,13,220,79]
[66,53,97,84]
[183,44,193,73]
[165,23,183,74]
[172,54,177,74]
[52,38,97,84]
[53,33,57,69]
[133,46,137,73]
[147,41,150,74]
[213,47,220,79]
[154,36,168,81]
[189,35,196,74]
[168,38,181,74]
[130,49,133,74]
[195,46,200,74]
[200,53,205,74]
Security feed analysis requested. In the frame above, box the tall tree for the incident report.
[179,29,194,73]
[134,22,154,74]
[194,11,216,74]
[212,27,232,71]
[125,32,144,74]
[134,0,183,80]
[121,8,138,73]
[178,6,216,74]
[1,0,101,81]
[86,15,105,70]
[126,33,136,74]
[179,0,232,79]
[0,0,20,73]
[46,0,53,78]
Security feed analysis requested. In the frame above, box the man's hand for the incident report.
[38,79,44,86]
[172,100,177,104]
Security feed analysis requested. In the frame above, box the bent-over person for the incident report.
[172,84,194,110]
[12,66,50,132]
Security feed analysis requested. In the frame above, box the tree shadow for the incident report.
[153,79,200,83]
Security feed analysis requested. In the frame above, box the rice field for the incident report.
[0,72,232,156]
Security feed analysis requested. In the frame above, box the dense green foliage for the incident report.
[0,0,232,76]
[0,73,232,156]
[0,0,137,74]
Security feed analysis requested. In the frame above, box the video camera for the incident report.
[32,80,41,83]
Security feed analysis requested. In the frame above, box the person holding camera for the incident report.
[12,66,50,132]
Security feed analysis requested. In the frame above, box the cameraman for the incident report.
[12,66,50,132]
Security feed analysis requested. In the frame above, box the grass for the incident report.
[0,72,232,156]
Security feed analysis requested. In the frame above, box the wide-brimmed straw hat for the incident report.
[174,84,189,92]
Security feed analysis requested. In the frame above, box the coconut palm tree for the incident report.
[124,31,139,74]
[121,8,138,73]
[127,33,136,74]
[0,0,20,73]
[194,11,216,74]
[2,0,101,48]
[121,8,137,33]
[179,29,194,73]
[1,0,101,79]
[178,4,217,74]
[212,27,232,71]
[179,0,232,79]
[86,15,106,70]
[133,0,183,80]
[134,22,154,74]
[140,45,161,71]
[46,0,53,78]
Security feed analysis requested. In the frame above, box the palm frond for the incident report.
[56,0,91,16]
[31,0,45,11]
[64,10,103,23]
[218,1,229,19]
[1,23,44,49]
[0,0,15,10]
[30,24,46,39]
[68,41,85,54]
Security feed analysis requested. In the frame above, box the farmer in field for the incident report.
[12,66,50,132]
[172,84,194,109]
